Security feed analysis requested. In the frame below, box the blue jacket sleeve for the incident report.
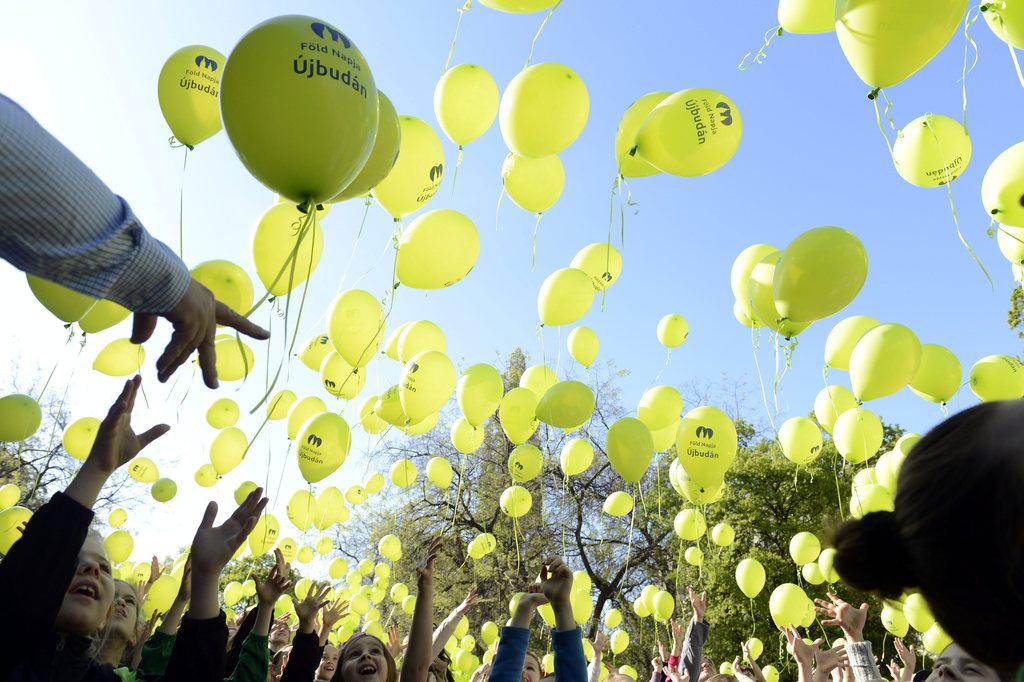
[551,627,587,682]
[490,627,531,682]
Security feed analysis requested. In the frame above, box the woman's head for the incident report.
[832,401,1024,675]
[926,644,1002,682]
[521,651,542,682]
[108,580,141,645]
[55,531,115,637]
[334,633,397,682]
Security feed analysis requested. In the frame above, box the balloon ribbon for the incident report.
[738,26,783,71]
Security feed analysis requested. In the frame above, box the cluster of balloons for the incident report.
[732,227,868,337]
[538,242,622,326]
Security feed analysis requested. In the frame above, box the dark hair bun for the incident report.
[832,511,915,598]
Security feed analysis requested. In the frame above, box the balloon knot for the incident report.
[867,88,880,100]
[297,200,311,214]
[776,27,784,36]
[627,145,638,158]
[63,322,72,330]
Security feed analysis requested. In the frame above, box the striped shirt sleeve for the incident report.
[0,93,190,314]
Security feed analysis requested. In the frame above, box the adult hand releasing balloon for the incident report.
[129,278,270,388]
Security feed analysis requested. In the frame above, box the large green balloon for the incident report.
[332,91,401,202]
[606,417,654,483]
[499,63,589,158]
[220,16,378,203]
[849,323,922,401]
[835,0,967,88]
[909,343,962,404]
[614,92,670,178]
[773,227,868,324]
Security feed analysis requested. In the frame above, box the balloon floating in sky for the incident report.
[396,209,480,290]
[982,141,1024,228]
[157,45,226,148]
[500,63,589,158]
[634,88,742,177]
[892,114,972,188]
[0,394,42,443]
[372,116,445,219]
[434,64,499,147]
[332,91,402,203]
[777,0,835,34]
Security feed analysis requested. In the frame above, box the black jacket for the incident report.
[0,492,229,682]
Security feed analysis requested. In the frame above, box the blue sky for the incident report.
[1,2,1021,561]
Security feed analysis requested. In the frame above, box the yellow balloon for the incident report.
[194,463,219,487]
[93,339,145,377]
[922,623,953,655]
[287,396,327,439]
[813,385,857,434]
[501,153,564,214]
[213,335,255,382]
[63,415,99,459]
[778,0,835,33]
[730,244,778,323]
[315,486,345,529]
[374,385,407,426]
[615,92,671,177]
[560,438,594,477]
[346,484,368,505]
[571,242,623,292]
[606,417,654,483]
[769,583,808,628]
[881,602,910,636]
[997,224,1024,264]
[128,457,159,483]
[329,557,349,580]
[396,320,446,364]
[450,416,485,454]
[893,114,971,188]
[711,523,735,547]
[434,64,499,146]
[637,385,683,432]
[0,393,40,440]
[508,443,543,482]
[251,203,325,296]
[78,299,131,334]
[297,334,333,371]
[635,88,742,177]
[498,387,539,445]
[210,427,248,475]
[833,408,883,464]
[567,327,599,368]
[389,458,418,487]
[903,593,935,632]
[320,351,366,400]
[353,397,383,435]
[499,63,589,158]
[849,483,894,518]
[654,418,682,452]
[818,548,840,583]
[206,398,240,429]
[157,45,225,147]
[538,268,594,326]
[835,0,967,88]
[733,301,757,328]
[773,227,868,324]
[499,485,533,518]
[249,514,280,556]
[677,406,738,487]
[983,2,1024,47]
[220,16,378,203]
[736,558,766,598]
[457,364,504,427]
[982,141,1024,228]
[602,491,634,517]
[25,274,96,323]
[383,322,411,362]
[778,416,823,465]
[0,506,31,554]
[909,343,961,404]
[400,350,456,423]
[748,253,812,337]
[267,390,297,420]
[223,581,244,607]
[656,314,689,348]
[371,116,444,219]
[849,323,922,401]
[287,490,319,530]
[802,562,826,586]
[397,210,479,290]
[364,473,385,494]
[151,478,177,503]
[0,484,21,511]
[789,532,821,565]
[191,260,254,317]
[426,456,454,489]
[327,289,385,368]
[332,91,402,202]
[479,0,558,11]
[824,316,879,371]
[673,508,707,541]
[104,530,134,564]
[536,380,594,430]
[969,354,1024,400]
[296,412,351,483]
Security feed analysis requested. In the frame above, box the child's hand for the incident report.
[539,557,573,607]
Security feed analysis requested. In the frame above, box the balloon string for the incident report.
[868,89,897,164]
[243,212,313,318]
[772,330,782,415]
[738,25,783,71]
[650,348,672,386]
[335,198,372,295]
[495,186,505,231]
[37,326,75,399]
[451,146,464,197]
[531,212,543,270]
[832,451,845,520]
[614,502,636,604]
[601,175,621,312]
[923,118,993,287]
[985,4,1024,86]
[524,0,562,69]
[751,325,777,437]
[443,1,472,75]
[961,6,982,130]
[619,176,638,248]
[178,147,189,259]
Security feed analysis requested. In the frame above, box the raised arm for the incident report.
[432,586,479,659]
[402,537,444,682]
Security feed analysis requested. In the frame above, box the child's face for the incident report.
[927,644,1000,682]
[522,655,541,682]
[56,535,115,637]
[110,580,140,642]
